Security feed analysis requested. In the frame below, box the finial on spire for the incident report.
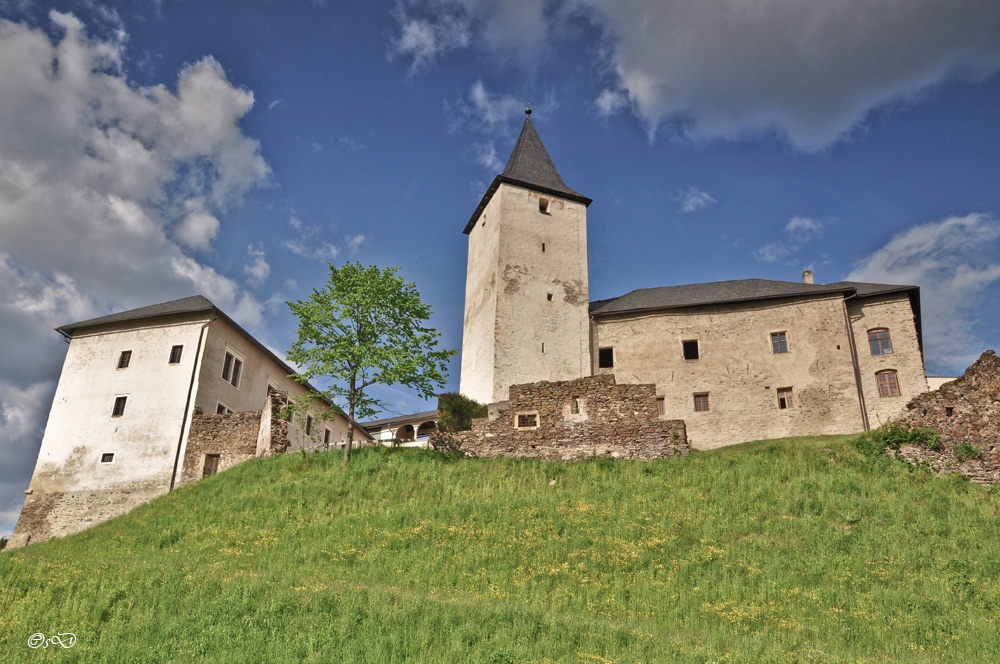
[525,105,532,117]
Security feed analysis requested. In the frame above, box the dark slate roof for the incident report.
[589,278,918,316]
[464,112,591,234]
[361,410,440,431]
[56,295,215,335]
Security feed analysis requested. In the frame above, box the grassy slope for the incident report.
[2,436,998,663]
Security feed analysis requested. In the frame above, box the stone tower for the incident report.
[460,109,592,404]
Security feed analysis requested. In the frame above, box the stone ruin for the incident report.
[432,374,689,461]
[894,350,1000,485]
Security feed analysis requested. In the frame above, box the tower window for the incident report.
[876,370,900,397]
[598,347,614,368]
[100,453,115,464]
[657,397,665,416]
[683,340,700,360]
[117,350,132,369]
[169,345,183,364]
[541,242,546,252]
[112,395,127,417]
[868,329,892,355]
[539,198,550,214]
[547,293,553,301]
[771,332,788,354]
[777,387,794,409]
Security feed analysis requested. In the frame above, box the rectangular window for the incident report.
[570,398,580,414]
[112,395,127,417]
[168,345,183,364]
[771,332,788,354]
[222,351,243,388]
[657,397,665,416]
[324,429,331,446]
[694,393,710,412]
[868,329,892,355]
[515,412,539,429]
[539,197,550,214]
[306,415,313,436]
[216,403,231,415]
[100,453,115,464]
[598,347,614,368]
[203,454,221,478]
[777,387,794,409]
[683,339,700,360]
[877,371,900,397]
[117,350,132,369]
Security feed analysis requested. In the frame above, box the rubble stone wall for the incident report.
[435,374,688,461]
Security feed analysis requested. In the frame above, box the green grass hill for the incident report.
[2,436,998,663]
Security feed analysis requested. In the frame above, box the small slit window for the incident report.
[324,429,332,446]
[117,350,132,369]
[112,395,127,417]
[168,345,183,364]
[598,347,614,369]
[306,415,313,436]
[777,387,794,409]
[570,399,580,414]
[539,198,550,214]
[657,397,665,416]
[100,453,114,464]
[683,340,700,360]
[694,393,710,412]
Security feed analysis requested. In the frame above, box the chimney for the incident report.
[802,269,814,284]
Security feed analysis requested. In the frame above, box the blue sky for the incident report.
[2,0,999,536]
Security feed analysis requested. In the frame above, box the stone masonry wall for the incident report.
[895,350,1000,485]
[435,374,688,461]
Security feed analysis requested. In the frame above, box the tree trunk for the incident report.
[342,380,356,469]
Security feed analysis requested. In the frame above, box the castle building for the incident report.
[9,295,370,547]
[460,110,928,449]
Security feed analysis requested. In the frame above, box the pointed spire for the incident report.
[463,109,591,234]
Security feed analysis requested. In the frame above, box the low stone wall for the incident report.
[895,350,1000,485]
[434,374,688,461]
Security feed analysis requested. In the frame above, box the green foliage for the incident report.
[854,421,941,457]
[435,392,487,433]
[286,262,456,464]
[2,436,998,662]
[0,536,6,551]
[954,441,984,462]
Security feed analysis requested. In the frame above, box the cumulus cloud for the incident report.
[847,214,1000,372]
[243,244,271,288]
[0,13,270,534]
[393,0,1000,151]
[677,187,716,213]
[752,216,824,264]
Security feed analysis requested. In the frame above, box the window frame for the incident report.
[693,393,710,412]
[868,329,893,355]
[515,411,540,430]
[777,387,794,409]
[597,347,614,369]
[876,370,901,398]
[100,452,115,464]
[117,350,132,369]
[683,339,700,361]
[216,402,231,415]
[222,349,244,389]
[168,344,184,365]
[771,332,789,354]
[112,395,128,417]
[657,396,665,416]
[203,453,221,478]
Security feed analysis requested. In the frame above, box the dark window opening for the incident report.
[657,397,665,416]
[168,345,183,364]
[117,350,132,369]
[112,396,127,417]
[694,393,710,412]
[539,198,550,214]
[571,399,580,414]
[683,340,700,360]
[306,415,313,435]
[547,293,553,301]
[945,406,954,417]
[216,403,230,415]
[100,453,114,463]
[203,454,221,478]
[598,347,614,368]
[771,332,788,354]
[541,242,546,252]
[324,429,331,445]
[868,329,892,355]
[777,387,794,409]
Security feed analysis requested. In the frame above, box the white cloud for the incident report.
[267,98,286,111]
[346,234,366,254]
[0,380,55,538]
[0,13,270,532]
[753,243,792,264]
[678,187,716,213]
[243,243,271,287]
[284,239,340,261]
[847,214,1000,372]
[786,216,823,241]
[393,0,1000,152]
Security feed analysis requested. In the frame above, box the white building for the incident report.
[9,295,371,547]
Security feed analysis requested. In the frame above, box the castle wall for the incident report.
[592,295,865,449]
[438,374,688,461]
[460,187,501,405]
[847,292,928,427]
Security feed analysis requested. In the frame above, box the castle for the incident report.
[459,109,928,449]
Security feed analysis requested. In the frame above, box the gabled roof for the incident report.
[56,295,216,335]
[590,278,919,316]
[464,111,591,234]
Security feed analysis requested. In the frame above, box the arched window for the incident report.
[868,329,892,355]
[876,370,900,398]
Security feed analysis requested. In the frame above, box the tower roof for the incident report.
[464,110,591,234]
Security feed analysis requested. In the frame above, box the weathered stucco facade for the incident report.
[458,111,929,452]
[9,296,370,548]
